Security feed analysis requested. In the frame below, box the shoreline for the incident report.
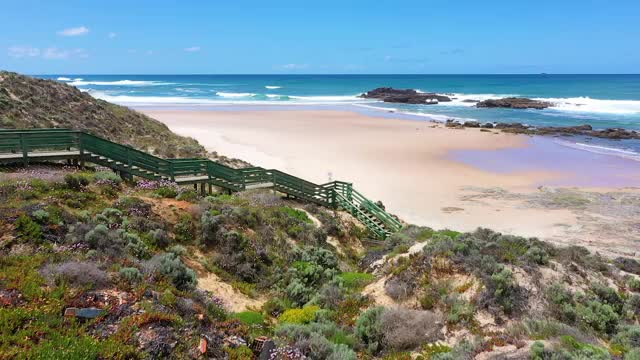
[143,108,640,256]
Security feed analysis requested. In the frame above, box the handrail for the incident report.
[0,128,402,239]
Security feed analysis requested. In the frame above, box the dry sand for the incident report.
[145,109,639,257]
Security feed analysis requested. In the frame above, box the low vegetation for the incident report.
[1,164,639,359]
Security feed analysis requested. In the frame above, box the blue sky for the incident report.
[1,0,638,74]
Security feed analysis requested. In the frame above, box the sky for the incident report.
[1,0,639,74]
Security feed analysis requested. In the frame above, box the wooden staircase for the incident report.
[0,129,402,239]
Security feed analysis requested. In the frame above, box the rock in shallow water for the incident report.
[447,120,640,140]
[476,97,553,109]
[361,87,452,104]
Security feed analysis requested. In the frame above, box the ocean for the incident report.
[42,74,640,161]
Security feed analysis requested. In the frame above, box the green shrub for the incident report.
[625,294,640,320]
[233,311,264,326]
[559,335,611,359]
[525,246,549,265]
[420,291,438,311]
[160,289,177,307]
[95,207,124,226]
[206,301,227,321]
[31,209,50,224]
[629,278,640,292]
[176,189,198,202]
[486,265,519,314]
[280,206,313,224]
[591,283,625,315]
[123,232,150,259]
[626,349,640,360]
[167,245,187,256]
[418,343,452,359]
[447,298,475,325]
[279,305,320,324]
[154,252,197,291]
[14,214,43,243]
[119,267,143,284]
[149,229,171,248]
[284,247,340,306]
[612,325,640,354]
[154,185,178,198]
[337,272,374,289]
[64,173,91,190]
[174,214,195,243]
[547,283,578,324]
[84,224,127,256]
[274,322,357,359]
[530,341,546,360]
[93,171,122,184]
[201,211,222,245]
[356,307,385,354]
[263,297,292,317]
[226,345,254,360]
[577,300,619,335]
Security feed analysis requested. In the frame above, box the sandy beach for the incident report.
[145,109,640,257]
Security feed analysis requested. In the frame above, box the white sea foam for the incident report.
[555,139,640,162]
[352,104,474,122]
[215,92,256,98]
[57,77,72,81]
[288,95,362,102]
[265,85,282,89]
[88,90,221,105]
[69,80,172,86]
[538,97,640,115]
[447,93,517,106]
[416,92,640,115]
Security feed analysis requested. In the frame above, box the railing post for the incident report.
[19,133,28,167]
[169,162,175,182]
[78,133,85,168]
[331,189,337,209]
[272,172,277,195]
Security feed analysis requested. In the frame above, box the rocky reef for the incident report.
[446,120,640,139]
[360,87,452,104]
[476,97,553,109]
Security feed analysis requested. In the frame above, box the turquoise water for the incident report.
[41,74,640,161]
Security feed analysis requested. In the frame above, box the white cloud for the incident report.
[184,46,201,52]
[57,26,89,36]
[8,46,88,60]
[281,63,309,70]
[43,48,70,59]
[108,32,117,39]
[8,46,40,58]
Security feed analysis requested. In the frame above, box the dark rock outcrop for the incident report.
[446,120,640,140]
[361,87,452,104]
[476,97,553,109]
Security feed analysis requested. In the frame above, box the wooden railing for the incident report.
[0,129,402,238]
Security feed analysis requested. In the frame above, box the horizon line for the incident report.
[30,73,640,76]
